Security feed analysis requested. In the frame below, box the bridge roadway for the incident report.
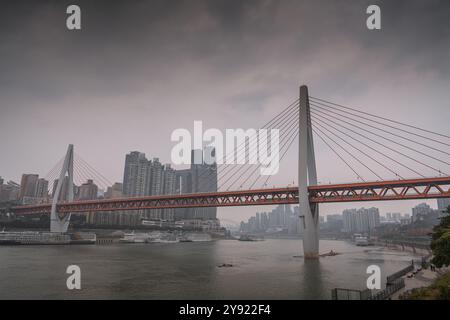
[10,176,450,215]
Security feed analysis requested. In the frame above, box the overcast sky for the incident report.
[1,0,449,223]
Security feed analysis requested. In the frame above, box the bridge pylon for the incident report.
[50,144,74,233]
[299,85,319,259]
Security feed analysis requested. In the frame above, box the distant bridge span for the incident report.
[11,176,450,216]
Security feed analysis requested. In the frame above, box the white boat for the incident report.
[119,231,150,243]
[355,236,370,246]
[0,230,96,245]
[184,232,212,242]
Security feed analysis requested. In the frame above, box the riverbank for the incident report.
[394,270,450,300]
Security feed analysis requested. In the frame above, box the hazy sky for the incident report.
[1,0,449,223]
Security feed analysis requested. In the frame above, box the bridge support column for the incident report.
[50,144,74,233]
[299,85,319,259]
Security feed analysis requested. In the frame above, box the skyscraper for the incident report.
[343,207,380,233]
[78,179,98,200]
[105,183,123,199]
[35,178,49,198]
[148,158,164,196]
[123,151,149,197]
[0,180,20,202]
[19,174,39,199]
[190,149,217,220]
[122,152,194,221]
[175,168,193,220]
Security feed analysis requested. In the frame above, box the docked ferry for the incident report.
[0,230,96,245]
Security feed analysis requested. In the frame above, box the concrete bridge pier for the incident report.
[299,85,319,259]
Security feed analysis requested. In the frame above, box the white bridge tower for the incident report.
[50,144,74,233]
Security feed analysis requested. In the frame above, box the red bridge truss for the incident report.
[10,176,450,216]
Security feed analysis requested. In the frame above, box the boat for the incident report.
[355,236,370,246]
[217,263,234,268]
[239,234,264,241]
[119,231,150,243]
[319,250,341,257]
[184,232,212,242]
[0,230,96,245]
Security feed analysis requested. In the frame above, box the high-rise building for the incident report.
[161,164,177,221]
[19,174,39,199]
[343,207,380,233]
[78,179,98,200]
[145,158,164,220]
[19,174,50,204]
[35,178,49,198]
[189,149,217,220]
[149,158,164,196]
[0,180,20,202]
[175,168,193,220]
[163,164,176,195]
[343,209,356,233]
[105,183,123,199]
[412,203,433,222]
[120,149,218,224]
[123,151,149,197]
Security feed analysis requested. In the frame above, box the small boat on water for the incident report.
[319,250,341,257]
[239,235,264,241]
[217,263,234,268]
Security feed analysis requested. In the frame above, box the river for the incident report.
[0,239,421,299]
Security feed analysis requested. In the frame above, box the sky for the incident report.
[1,0,449,224]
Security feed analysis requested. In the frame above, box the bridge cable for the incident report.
[74,157,102,188]
[197,102,299,191]
[310,118,402,179]
[217,103,299,181]
[220,109,299,190]
[309,97,450,147]
[44,156,65,180]
[310,109,448,176]
[74,154,113,188]
[192,99,299,190]
[215,100,298,180]
[256,123,300,189]
[312,128,366,182]
[239,113,300,190]
[311,105,450,167]
[310,102,450,157]
[310,121,385,180]
[310,114,426,178]
[196,103,299,191]
[75,154,113,187]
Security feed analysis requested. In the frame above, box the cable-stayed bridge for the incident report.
[10,85,450,258]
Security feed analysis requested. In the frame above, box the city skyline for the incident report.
[1,1,450,222]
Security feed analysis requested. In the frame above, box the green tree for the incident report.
[431,207,450,268]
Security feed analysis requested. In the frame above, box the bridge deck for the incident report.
[10,176,450,215]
